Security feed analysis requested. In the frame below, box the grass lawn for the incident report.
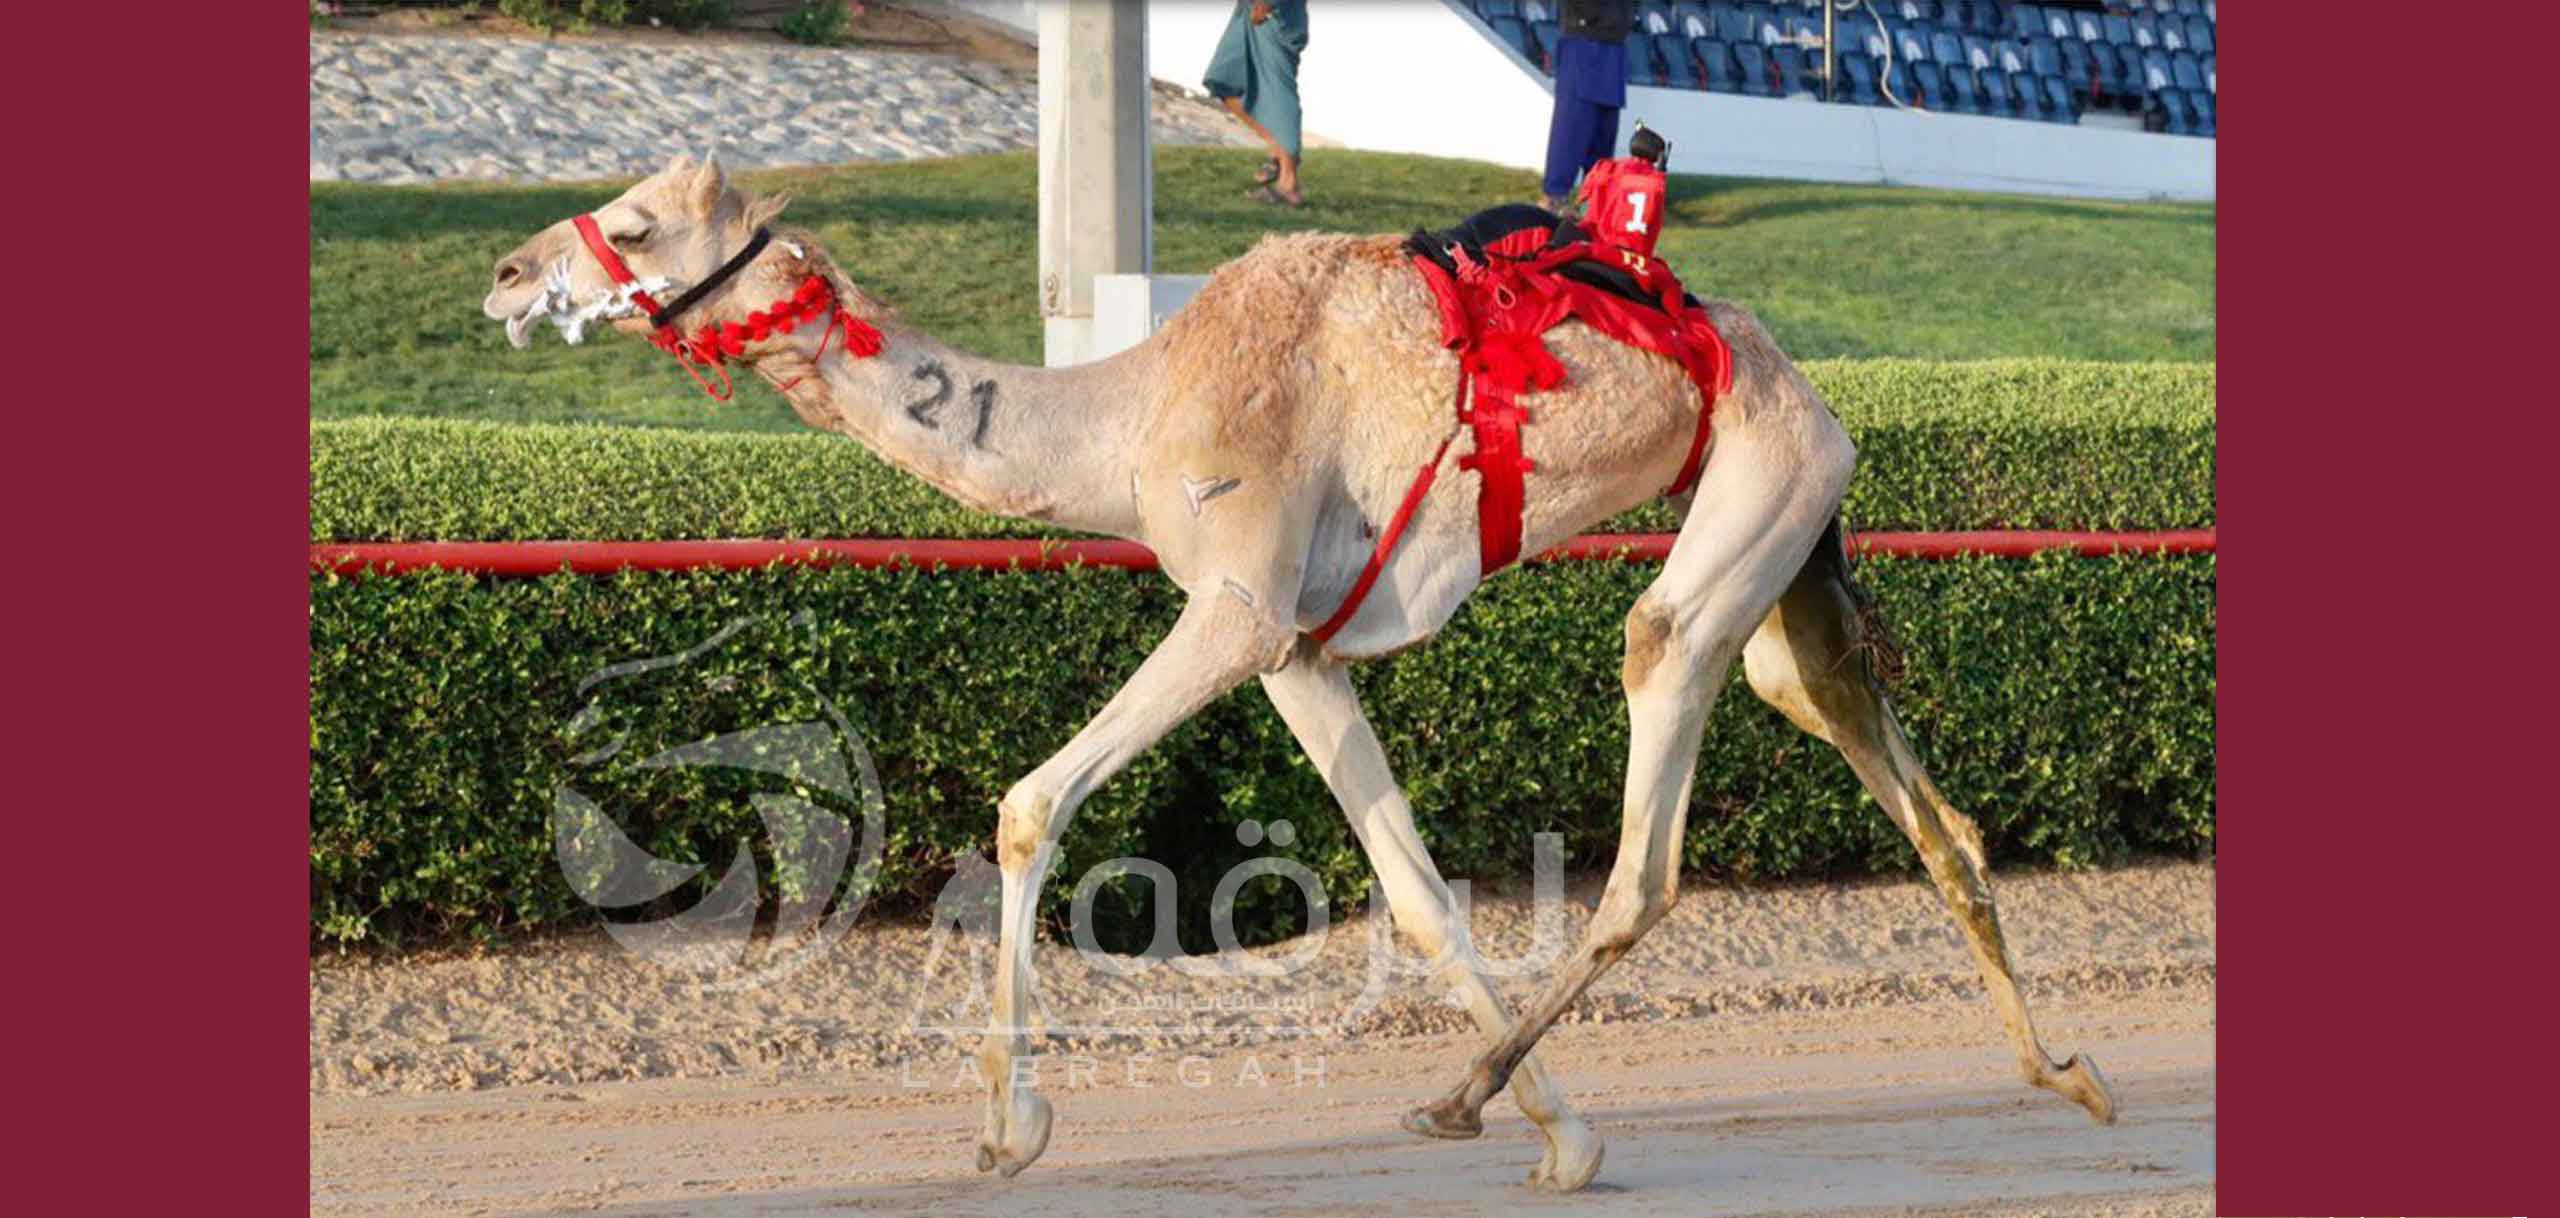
[310,147,2214,434]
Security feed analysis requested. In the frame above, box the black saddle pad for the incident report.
[1402,204,1698,314]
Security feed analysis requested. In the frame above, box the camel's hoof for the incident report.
[1527,1112,1604,1193]
[2058,1053,2118,1126]
[975,1090,1053,1178]
[1401,1098,1484,1141]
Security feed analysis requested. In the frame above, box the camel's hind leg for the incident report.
[1408,406,1855,1143]
[1260,642,1602,1193]
[1739,521,2118,1124]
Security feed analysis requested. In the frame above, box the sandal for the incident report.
[1246,183,1305,208]
[1252,157,1280,186]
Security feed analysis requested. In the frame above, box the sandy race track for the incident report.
[311,862,2213,1217]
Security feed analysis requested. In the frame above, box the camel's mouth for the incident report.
[500,256,676,350]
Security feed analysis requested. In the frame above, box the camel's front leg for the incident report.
[1260,642,1603,1193]
[975,585,1297,1178]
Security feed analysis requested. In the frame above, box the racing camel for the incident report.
[480,154,2116,1194]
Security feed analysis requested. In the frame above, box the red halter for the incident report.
[569,213,882,402]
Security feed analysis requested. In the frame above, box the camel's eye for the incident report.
[609,226,651,249]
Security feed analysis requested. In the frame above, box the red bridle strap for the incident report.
[564,212,881,403]
[570,213,670,326]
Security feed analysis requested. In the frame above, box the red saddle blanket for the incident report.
[1310,222,1733,644]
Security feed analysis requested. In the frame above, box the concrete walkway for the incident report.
[309,29,1255,184]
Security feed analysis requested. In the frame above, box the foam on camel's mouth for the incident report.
[504,255,677,350]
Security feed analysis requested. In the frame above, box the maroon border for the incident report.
[25,4,308,1211]
[2218,4,2540,1213]
[39,2,2549,1212]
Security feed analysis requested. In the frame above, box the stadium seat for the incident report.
[1879,53,1915,106]
[1939,62,1980,112]
[2152,87,2193,135]
[2170,51,2203,92]
[2013,72,2046,121]
[1840,49,1882,104]
[1672,0,1714,40]
[2138,47,2171,95]
[2111,43,2145,108]
[1771,43,1809,95]
[1756,7,1790,47]
[1931,30,1965,69]
[1626,36,1664,85]
[2028,37,2063,78]
[2041,74,2078,122]
[1657,32,1701,87]
[1978,67,2014,117]
[1697,38,1744,92]
[1735,43,1777,95]
[1458,0,2212,129]
[1741,0,1778,41]
[1713,2,1753,44]
[2053,36,2095,102]
[1996,40,2036,115]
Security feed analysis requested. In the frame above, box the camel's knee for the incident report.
[1589,872,1679,957]
[996,779,1058,871]
[1621,595,1682,692]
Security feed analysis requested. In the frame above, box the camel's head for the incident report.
[482,153,796,350]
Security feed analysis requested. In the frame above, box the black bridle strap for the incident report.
[648,228,773,330]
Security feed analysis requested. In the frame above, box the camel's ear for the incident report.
[687,154,729,217]
[742,190,792,231]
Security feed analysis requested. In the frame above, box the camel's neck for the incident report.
[777,320,1158,539]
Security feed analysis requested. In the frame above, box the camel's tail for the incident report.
[1813,515,1907,688]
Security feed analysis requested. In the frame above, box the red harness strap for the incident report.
[1308,235,1733,644]
[1309,426,1458,644]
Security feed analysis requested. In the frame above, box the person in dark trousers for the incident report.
[1540,0,1635,213]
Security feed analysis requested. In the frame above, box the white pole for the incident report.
[1036,0,1153,367]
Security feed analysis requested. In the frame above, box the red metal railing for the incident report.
[311,529,2215,577]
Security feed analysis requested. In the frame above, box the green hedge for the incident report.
[310,359,2215,542]
[310,554,2215,948]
